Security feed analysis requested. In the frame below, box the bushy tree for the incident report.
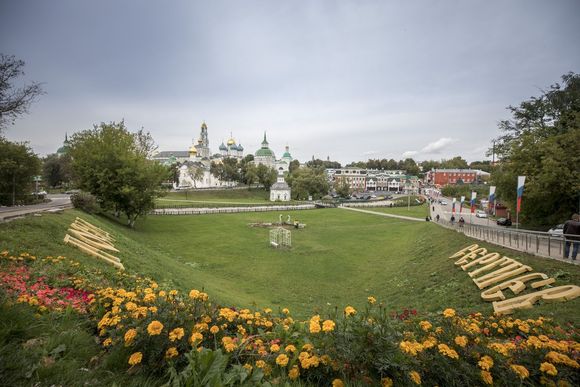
[490,72,580,227]
[334,178,352,198]
[255,164,277,190]
[0,138,41,205]
[42,153,72,188]
[439,156,469,170]
[0,54,44,132]
[69,121,169,228]
[287,167,330,200]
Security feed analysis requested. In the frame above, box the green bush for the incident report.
[70,192,99,213]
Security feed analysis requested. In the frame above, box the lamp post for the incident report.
[406,180,411,211]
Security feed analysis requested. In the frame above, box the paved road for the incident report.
[339,206,424,222]
[428,196,502,228]
[0,194,72,222]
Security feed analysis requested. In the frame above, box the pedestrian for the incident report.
[436,214,440,222]
[459,217,465,228]
[432,206,435,211]
[450,215,455,225]
[425,216,430,222]
[563,213,580,260]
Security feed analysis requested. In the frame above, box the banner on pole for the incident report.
[470,192,477,214]
[460,196,465,213]
[517,176,526,213]
[488,186,496,211]
[452,198,456,214]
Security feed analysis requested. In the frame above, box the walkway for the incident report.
[339,206,425,222]
[0,194,72,223]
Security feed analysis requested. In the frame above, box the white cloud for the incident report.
[422,137,456,153]
[402,150,418,158]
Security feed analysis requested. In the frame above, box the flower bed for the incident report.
[1,249,579,385]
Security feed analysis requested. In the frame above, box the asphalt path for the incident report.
[428,196,502,228]
[0,194,72,222]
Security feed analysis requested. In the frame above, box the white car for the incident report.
[440,200,448,206]
[548,224,564,237]
[476,210,487,218]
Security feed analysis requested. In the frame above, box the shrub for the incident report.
[70,192,99,213]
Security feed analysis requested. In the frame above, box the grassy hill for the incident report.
[1,208,578,323]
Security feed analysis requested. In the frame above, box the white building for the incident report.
[254,132,293,173]
[270,171,291,201]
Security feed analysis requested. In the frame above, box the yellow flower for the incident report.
[270,344,280,352]
[255,360,266,368]
[282,308,290,314]
[189,289,200,299]
[481,370,493,385]
[332,379,344,387]
[147,320,164,336]
[454,335,468,348]
[381,377,393,387]
[285,344,296,353]
[125,302,137,311]
[443,308,456,318]
[103,338,112,347]
[276,354,289,367]
[222,336,238,352]
[419,320,432,332]
[302,343,314,351]
[409,371,421,385]
[400,340,424,356]
[322,320,336,332]
[158,290,166,297]
[124,328,137,345]
[422,336,437,349]
[438,344,459,359]
[264,308,272,313]
[288,365,300,379]
[165,347,178,359]
[540,362,558,376]
[128,352,142,366]
[210,325,219,334]
[478,355,494,371]
[190,331,203,344]
[309,315,321,333]
[368,296,376,304]
[143,293,156,303]
[510,364,529,379]
[344,306,356,316]
[243,363,252,372]
[169,327,185,342]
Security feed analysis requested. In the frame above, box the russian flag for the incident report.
[470,192,477,214]
[460,196,465,214]
[517,176,526,213]
[452,198,456,214]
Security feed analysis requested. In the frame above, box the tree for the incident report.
[289,159,301,174]
[334,178,351,198]
[243,163,258,187]
[490,72,580,227]
[0,54,44,132]
[187,164,204,188]
[0,138,41,205]
[69,121,169,228]
[440,156,469,169]
[287,167,330,200]
[255,164,277,190]
[42,153,72,188]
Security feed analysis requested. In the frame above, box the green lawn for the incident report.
[2,208,578,324]
[364,203,430,219]
[162,189,271,203]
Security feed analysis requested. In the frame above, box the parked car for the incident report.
[440,200,448,205]
[548,224,564,237]
[496,218,512,226]
[475,210,487,218]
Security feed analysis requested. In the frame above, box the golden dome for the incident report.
[227,137,236,146]
[189,146,197,154]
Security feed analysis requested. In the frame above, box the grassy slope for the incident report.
[1,209,579,324]
[162,189,271,203]
[364,203,430,219]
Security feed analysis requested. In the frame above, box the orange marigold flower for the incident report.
[210,325,219,334]
[288,365,300,380]
[368,296,376,304]
[481,370,493,385]
[322,320,336,332]
[332,379,344,387]
[169,327,185,342]
[282,308,290,314]
[381,377,393,387]
[478,355,494,371]
[443,308,456,318]
[124,328,137,345]
[454,335,468,348]
[147,320,164,336]
[409,371,421,385]
[128,352,142,366]
[419,321,432,332]
[255,360,266,368]
[510,364,529,379]
[276,354,289,367]
[165,347,178,359]
[539,362,557,376]
[285,344,296,353]
[344,306,356,316]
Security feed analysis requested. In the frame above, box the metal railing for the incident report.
[436,219,578,263]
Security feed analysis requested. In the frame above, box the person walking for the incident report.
[436,214,440,222]
[459,217,465,228]
[563,213,580,260]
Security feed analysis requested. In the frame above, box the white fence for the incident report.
[151,204,316,216]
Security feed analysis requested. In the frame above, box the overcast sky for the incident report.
[1,0,579,164]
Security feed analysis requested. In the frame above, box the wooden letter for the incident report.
[481,273,556,301]
[493,285,580,315]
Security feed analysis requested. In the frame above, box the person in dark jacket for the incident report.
[563,213,580,260]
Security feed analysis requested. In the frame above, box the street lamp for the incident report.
[406,180,411,211]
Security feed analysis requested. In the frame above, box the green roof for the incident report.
[282,151,292,158]
[255,148,275,157]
